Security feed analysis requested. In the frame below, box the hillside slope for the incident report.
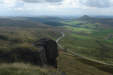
[0,51,112,75]
[58,51,113,75]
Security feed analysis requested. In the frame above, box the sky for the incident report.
[0,0,113,16]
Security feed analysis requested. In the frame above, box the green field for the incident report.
[60,20,113,64]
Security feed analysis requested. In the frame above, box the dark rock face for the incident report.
[34,38,58,68]
[0,38,58,68]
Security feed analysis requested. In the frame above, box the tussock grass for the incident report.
[0,63,48,75]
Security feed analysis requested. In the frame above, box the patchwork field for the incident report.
[60,18,113,64]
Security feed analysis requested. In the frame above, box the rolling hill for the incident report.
[0,16,113,75]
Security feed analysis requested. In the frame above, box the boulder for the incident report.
[34,38,58,68]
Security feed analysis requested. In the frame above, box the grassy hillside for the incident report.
[0,16,113,75]
[60,16,113,64]
[58,51,113,75]
[0,27,62,56]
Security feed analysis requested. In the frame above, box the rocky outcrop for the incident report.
[0,38,58,68]
[34,38,58,68]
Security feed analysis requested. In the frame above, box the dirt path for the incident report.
[56,32,65,49]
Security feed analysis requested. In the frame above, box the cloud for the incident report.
[0,0,113,16]
[22,0,63,3]
[79,0,113,8]
[3,0,17,7]
[22,0,44,3]
[46,0,63,3]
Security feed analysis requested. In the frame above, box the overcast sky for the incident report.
[0,0,113,16]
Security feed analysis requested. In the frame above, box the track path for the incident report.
[56,32,65,49]
[56,32,113,66]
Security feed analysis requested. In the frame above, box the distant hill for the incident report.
[25,17,65,26]
[0,18,49,28]
[76,15,113,27]
[78,15,92,20]
[0,17,66,27]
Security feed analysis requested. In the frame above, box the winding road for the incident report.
[56,32,113,67]
[56,32,65,43]
[56,32,65,49]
